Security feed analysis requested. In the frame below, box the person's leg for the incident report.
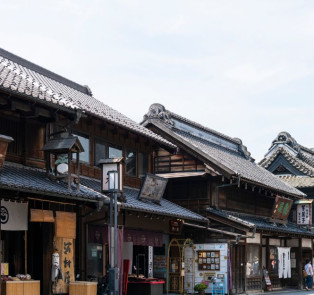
[308,275,313,289]
[306,276,312,289]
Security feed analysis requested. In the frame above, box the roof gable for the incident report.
[260,132,314,176]
[142,104,305,198]
[266,153,308,176]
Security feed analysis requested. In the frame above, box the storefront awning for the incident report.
[0,162,107,203]
[156,171,206,178]
[80,177,207,222]
[207,208,314,237]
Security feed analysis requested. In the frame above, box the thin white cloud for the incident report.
[1,0,314,160]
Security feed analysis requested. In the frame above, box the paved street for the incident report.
[250,290,314,295]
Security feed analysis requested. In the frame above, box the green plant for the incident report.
[194,280,209,291]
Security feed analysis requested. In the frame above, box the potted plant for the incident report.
[194,280,209,295]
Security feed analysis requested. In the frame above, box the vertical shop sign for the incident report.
[53,238,74,294]
[297,204,311,225]
[148,246,153,278]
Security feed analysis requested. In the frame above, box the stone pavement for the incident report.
[250,289,314,295]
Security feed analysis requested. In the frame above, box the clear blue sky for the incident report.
[2,0,314,161]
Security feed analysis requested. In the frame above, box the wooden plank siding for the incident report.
[218,186,274,216]
[154,148,205,173]
[0,107,157,189]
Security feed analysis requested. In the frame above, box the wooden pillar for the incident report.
[298,238,303,289]
[259,234,263,291]
[244,238,247,292]
[265,237,270,291]
[25,230,27,274]
[0,220,1,295]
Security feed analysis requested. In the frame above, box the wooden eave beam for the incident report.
[0,89,77,118]
[206,213,251,232]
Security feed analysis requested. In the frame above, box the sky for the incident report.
[1,0,314,161]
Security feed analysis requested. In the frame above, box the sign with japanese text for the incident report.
[169,220,182,234]
[297,204,312,225]
[53,237,75,294]
[271,196,293,220]
[138,174,168,203]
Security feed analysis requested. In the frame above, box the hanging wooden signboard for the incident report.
[30,209,55,222]
[271,196,293,220]
[55,212,76,239]
[138,174,168,203]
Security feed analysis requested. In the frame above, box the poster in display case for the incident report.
[197,250,220,271]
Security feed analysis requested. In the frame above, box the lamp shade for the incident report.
[108,171,119,191]
[99,158,124,193]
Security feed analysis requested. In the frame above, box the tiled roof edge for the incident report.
[0,48,91,95]
[260,147,314,177]
[143,103,252,159]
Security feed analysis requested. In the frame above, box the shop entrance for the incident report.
[132,246,149,277]
[28,222,54,295]
[231,244,245,294]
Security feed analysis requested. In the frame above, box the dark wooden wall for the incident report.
[218,186,274,216]
[0,105,159,189]
[154,148,205,173]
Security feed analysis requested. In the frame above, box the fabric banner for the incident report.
[124,229,163,247]
[88,225,108,244]
[1,200,28,231]
[278,247,291,278]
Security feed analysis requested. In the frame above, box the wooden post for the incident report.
[298,238,303,289]
[68,151,71,190]
[259,234,263,291]
[25,230,27,274]
[0,218,1,295]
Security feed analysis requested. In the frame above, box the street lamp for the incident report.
[99,158,123,295]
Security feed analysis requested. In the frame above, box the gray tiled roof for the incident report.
[0,48,175,149]
[207,208,314,237]
[80,177,206,222]
[0,162,105,202]
[260,147,314,177]
[142,104,304,198]
[173,129,304,197]
[260,132,314,178]
[279,175,314,188]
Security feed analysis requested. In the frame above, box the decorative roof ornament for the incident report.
[233,138,252,160]
[143,103,174,126]
[83,85,93,96]
[272,131,300,152]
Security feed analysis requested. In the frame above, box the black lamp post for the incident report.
[99,158,123,295]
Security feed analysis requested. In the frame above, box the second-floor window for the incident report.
[94,139,122,166]
[73,133,90,163]
[126,149,136,177]
[138,152,148,178]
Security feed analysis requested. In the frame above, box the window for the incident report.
[269,247,278,274]
[246,245,260,277]
[94,139,122,166]
[73,133,90,163]
[138,152,148,178]
[126,149,136,176]
[109,146,122,158]
[94,140,106,166]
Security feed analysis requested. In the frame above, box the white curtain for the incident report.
[278,247,291,278]
[1,200,28,231]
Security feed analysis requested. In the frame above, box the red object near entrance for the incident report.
[123,259,130,295]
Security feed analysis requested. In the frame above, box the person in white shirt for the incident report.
[304,259,313,291]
